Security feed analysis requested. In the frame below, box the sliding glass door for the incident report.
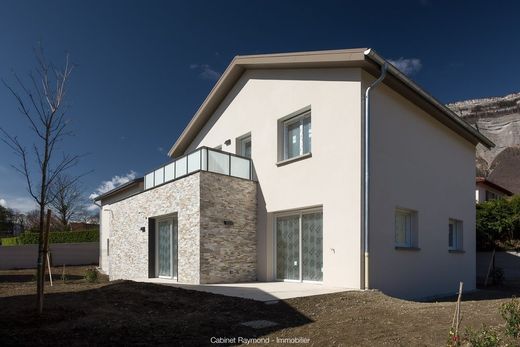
[156,217,178,279]
[302,212,323,281]
[276,210,323,282]
[276,215,300,280]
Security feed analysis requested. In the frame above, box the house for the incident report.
[96,48,493,299]
[475,177,513,203]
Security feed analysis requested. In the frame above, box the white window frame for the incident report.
[236,133,252,158]
[283,111,311,160]
[448,219,463,251]
[394,208,418,249]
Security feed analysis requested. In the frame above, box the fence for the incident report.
[0,242,99,270]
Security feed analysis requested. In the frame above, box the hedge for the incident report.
[1,230,99,246]
[1,237,21,246]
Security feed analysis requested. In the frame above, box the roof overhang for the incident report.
[168,48,494,157]
[476,177,514,196]
[93,177,144,202]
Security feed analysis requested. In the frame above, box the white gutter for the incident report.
[361,48,388,290]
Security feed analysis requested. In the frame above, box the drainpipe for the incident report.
[362,49,388,290]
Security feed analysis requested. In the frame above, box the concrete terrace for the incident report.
[139,279,353,302]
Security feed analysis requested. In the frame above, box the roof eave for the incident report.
[93,178,144,202]
[364,49,494,149]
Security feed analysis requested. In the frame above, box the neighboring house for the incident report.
[96,48,493,298]
[475,177,513,203]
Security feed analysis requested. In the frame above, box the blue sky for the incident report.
[0,0,519,212]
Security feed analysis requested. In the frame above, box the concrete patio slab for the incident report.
[138,278,353,302]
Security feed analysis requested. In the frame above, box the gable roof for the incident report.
[168,48,494,157]
[476,177,514,196]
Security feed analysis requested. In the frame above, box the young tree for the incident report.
[0,46,77,315]
[49,174,84,230]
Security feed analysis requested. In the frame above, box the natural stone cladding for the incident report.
[199,172,257,283]
[107,171,257,284]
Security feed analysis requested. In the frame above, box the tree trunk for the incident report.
[36,206,45,315]
[36,209,51,315]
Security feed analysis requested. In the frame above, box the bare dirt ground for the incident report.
[1,266,519,346]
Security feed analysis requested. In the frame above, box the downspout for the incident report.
[362,50,388,290]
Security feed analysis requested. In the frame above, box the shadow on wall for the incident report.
[256,173,268,282]
[0,281,313,345]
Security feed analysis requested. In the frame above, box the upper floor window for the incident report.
[237,134,252,158]
[448,219,463,251]
[283,111,311,160]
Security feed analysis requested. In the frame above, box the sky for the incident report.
[0,0,519,212]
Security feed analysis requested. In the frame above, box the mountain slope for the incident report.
[447,92,520,194]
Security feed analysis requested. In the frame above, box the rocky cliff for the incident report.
[447,92,520,194]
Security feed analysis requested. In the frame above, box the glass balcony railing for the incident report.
[144,146,253,190]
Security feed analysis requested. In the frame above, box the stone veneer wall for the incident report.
[199,172,257,283]
[108,174,200,283]
[106,170,257,284]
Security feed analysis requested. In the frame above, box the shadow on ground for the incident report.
[422,283,520,303]
[0,281,313,346]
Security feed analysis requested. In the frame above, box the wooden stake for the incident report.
[46,252,53,286]
[451,282,464,337]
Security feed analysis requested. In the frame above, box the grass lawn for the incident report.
[1,266,519,346]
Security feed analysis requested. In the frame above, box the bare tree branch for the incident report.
[0,46,80,315]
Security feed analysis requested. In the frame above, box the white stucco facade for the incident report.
[365,71,477,298]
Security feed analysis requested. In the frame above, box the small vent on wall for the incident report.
[223,220,234,226]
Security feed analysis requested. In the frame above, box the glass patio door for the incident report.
[157,218,178,279]
[276,215,300,280]
[302,212,323,281]
[276,210,323,282]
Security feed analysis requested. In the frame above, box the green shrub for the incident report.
[1,237,21,246]
[84,267,99,283]
[476,195,520,250]
[499,297,520,338]
[465,325,501,347]
[1,230,99,246]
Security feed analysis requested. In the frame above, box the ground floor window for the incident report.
[448,219,463,251]
[395,208,418,248]
[276,209,323,282]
